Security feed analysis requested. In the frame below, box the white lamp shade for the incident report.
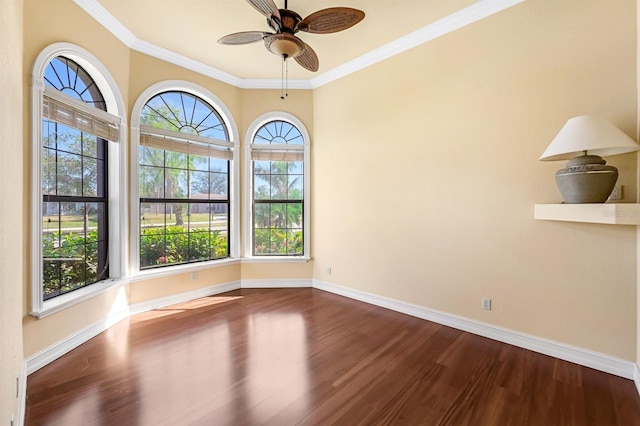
[539,115,639,161]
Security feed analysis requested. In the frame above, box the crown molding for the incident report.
[74,0,525,90]
[130,38,243,86]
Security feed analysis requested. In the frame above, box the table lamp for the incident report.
[539,115,639,203]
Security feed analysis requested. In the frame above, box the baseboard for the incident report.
[129,280,241,315]
[241,278,313,288]
[25,306,130,375]
[312,280,637,380]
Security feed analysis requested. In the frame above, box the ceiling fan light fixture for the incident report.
[265,33,304,58]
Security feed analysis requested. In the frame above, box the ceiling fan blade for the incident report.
[218,31,269,45]
[246,0,281,21]
[297,7,365,34]
[294,42,319,72]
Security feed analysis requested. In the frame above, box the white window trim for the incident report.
[30,43,128,318]
[243,111,311,260]
[130,80,240,275]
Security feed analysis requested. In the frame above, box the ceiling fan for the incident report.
[218,0,365,72]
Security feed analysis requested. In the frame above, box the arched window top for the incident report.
[253,120,303,146]
[141,91,229,141]
[44,56,106,111]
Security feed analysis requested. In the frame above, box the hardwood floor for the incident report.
[26,288,640,425]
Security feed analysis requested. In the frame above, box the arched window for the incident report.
[31,43,126,316]
[244,113,310,258]
[131,83,239,271]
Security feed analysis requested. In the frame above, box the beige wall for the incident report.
[1,0,24,421]
[312,0,638,359]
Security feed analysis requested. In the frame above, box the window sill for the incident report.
[241,256,311,264]
[130,257,241,282]
[30,277,130,319]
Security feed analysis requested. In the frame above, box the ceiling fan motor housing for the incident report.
[269,9,303,33]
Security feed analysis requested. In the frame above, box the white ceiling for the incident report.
[75,0,524,88]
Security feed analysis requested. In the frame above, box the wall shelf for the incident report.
[534,203,640,225]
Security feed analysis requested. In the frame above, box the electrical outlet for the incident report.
[482,298,492,311]
[609,185,622,201]
[191,272,198,280]
[326,266,332,275]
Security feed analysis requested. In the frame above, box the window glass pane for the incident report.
[254,174,270,200]
[165,169,188,199]
[254,160,270,174]
[211,229,228,259]
[165,151,188,169]
[43,120,55,148]
[209,157,227,173]
[288,161,303,174]
[56,152,82,196]
[254,204,270,228]
[139,146,164,167]
[85,242,99,283]
[56,126,82,154]
[188,203,210,230]
[83,133,98,158]
[43,148,56,195]
[270,175,288,200]
[210,172,228,198]
[190,154,209,171]
[286,229,303,255]
[269,204,286,228]
[166,203,188,228]
[83,157,98,197]
[189,171,209,198]
[288,175,303,200]
[140,165,164,199]
[287,202,303,227]
[140,234,166,268]
[140,202,166,230]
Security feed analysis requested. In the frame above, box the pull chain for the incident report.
[281,56,285,99]
[280,56,289,100]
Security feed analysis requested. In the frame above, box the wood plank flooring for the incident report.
[25,288,640,425]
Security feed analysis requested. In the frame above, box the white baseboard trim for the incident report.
[25,306,130,376]
[129,281,241,315]
[241,278,313,288]
[313,280,637,380]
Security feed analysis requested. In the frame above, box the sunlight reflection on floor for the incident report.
[131,295,243,323]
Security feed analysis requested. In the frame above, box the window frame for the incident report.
[243,112,310,260]
[130,81,240,277]
[30,43,128,318]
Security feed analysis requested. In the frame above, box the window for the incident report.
[245,113,310,258]
[131,83,239,272]
[31,43,126,316]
